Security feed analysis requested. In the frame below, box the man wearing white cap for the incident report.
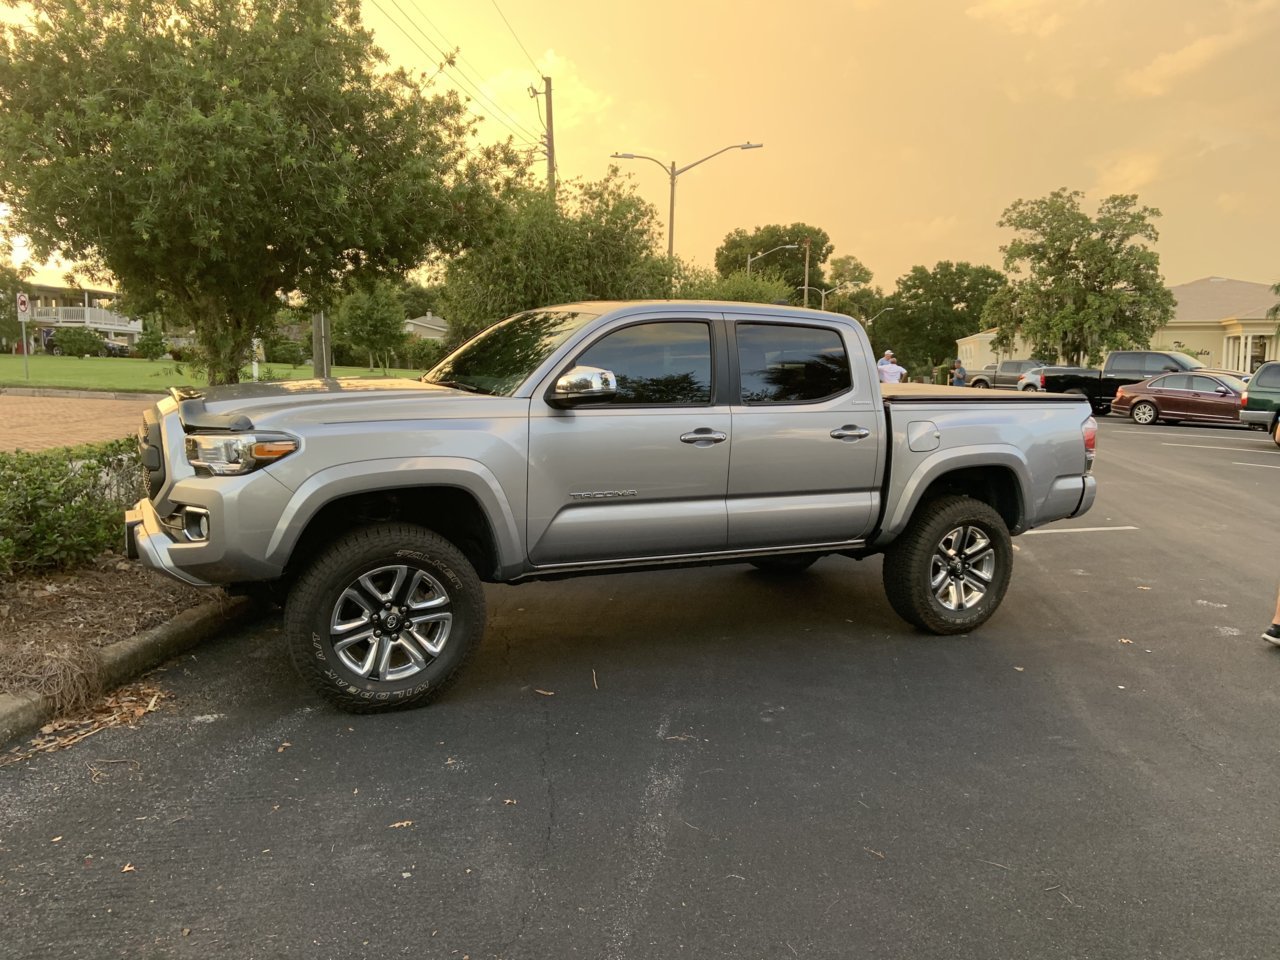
[878,350,907,384]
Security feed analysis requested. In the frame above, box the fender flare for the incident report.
[264,456,525,577]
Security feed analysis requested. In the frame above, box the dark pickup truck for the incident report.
[1040,350,1234,415]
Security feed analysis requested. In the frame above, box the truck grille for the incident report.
[139,409,166,500]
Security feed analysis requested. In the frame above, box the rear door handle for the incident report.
[830,425,871,441]
[680,428,728,446]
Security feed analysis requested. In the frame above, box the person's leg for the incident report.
[1265,584,1280,645]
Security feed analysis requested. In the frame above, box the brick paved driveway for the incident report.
[0,393,162,452]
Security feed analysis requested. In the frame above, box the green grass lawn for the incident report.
[0,354,423,392]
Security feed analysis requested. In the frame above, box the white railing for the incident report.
[30,306,141,335]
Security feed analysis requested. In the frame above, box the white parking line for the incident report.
[1111,428,1270,443]
[1233,461,1280,470]
[1023,525,1140,535]
[1161,442,1280,454]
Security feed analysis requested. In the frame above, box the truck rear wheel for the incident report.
[284,523,485,713]
[882,495,1012,635]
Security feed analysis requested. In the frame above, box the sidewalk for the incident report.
[0,390,163,452]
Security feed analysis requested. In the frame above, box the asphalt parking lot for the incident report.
[2,416,1279,960]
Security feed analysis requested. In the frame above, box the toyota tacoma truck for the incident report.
[127,301,1098,712]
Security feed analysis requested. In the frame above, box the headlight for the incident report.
[185,433,299,475]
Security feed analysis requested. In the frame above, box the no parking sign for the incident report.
[16,290,31,377]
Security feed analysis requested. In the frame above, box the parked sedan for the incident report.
[1016,367,1045,391]
[1112,372,1248,426]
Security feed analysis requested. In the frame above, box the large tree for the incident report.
[875,261,1007,369]
[675,267,791,304]
[0,257,32,350]
[983,189,1174,365]
[0,0,517,383]
[714,224,834,301]
[441,172,673,345]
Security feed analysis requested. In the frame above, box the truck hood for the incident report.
[170,378,526,432]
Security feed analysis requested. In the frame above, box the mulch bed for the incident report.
[0,551,216,710]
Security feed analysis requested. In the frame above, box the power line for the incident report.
[488,0,542,75]
[401,0,546,136]
[367,0,542,148]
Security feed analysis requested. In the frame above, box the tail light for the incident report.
[1116,386,1127,397]
[1039,373,1046,389]
[1082,416,1097,466]
[1241,390,1248,407]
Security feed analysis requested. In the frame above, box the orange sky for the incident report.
[11,0,1280,293]
[361,0,1279,292]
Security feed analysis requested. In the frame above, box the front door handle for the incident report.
[830,425,871,441]
[680,428,728,446]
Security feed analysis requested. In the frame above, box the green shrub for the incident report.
[136,323,169,360]
[265,338,307,367]
[408,337,448,371]
[0,437,144,578]
[53,327,106,357]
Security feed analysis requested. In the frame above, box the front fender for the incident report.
[264,457,525,577]
[874,445,1031,546]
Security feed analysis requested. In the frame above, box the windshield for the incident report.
[423,309,599,397]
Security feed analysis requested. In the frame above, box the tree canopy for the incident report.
[875,262,1007,369]
[0,0,518,382]
[675,267,791,305]
[440,172,673,345]
[983,189,1174,365]
[335,279,408,373]
[0,257,31,349]
[714,224,834,300]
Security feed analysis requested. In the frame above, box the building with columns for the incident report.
[956,276,1277,373]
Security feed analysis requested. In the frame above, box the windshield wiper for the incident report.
[430,379,491,395]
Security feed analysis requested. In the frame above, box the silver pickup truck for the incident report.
[127,301,1097,712]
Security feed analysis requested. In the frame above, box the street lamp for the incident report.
[798,283,855,310]
[610,142,763,258]
[747,244,798,275]
[865,306,894,325]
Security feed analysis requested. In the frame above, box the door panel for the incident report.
[526,319,731,565]
[727,320,881,548]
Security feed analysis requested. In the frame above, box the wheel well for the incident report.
[917,467,1022,532]
[287,487,500,582]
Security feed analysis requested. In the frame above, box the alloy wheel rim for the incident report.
[328,564,452,682]
[1133,404,1155,424]
[929,525,996,611]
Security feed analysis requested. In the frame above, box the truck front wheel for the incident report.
[285,524,486,713]
[882,495,1012,635]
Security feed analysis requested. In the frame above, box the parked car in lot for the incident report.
[968,359,1045,390]
[45,332,131,357]
[127,300,1098,713]
[1241,361,1280,446]
[1112,372,1248,426]
[1016,367,1046,391]
[1038,350,1250,415]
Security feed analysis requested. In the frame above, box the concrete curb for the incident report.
[0,386,166,401]
[0,596,260,747]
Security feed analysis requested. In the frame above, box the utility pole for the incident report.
[532,77,556,197]
[311,310,331,378]
[802,237,812,307]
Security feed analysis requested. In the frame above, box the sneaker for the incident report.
[1265,624,1280,646]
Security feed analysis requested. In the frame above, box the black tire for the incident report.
[49,345,63,356]
[284,523,485,713]
[1131,401,1158,426]
[971,380,990,389]
[882,495,1013,635]
[749,554,820,574]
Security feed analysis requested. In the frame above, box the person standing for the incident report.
[879,350,895,367]
[878,356,908,384]
[1264,582,1280,645]
[948,359,967,387]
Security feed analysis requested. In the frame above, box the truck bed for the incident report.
[880,383,1086,402]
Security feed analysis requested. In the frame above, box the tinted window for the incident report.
[1254,364,1280,389]
[1109,353,1143,377]
[1189,375,1224,393]
[1143,354,1179,375]
[737,323,852,403]
[576,321,711,405]
[1153,374,1189,390]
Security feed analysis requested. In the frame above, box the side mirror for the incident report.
[548,365,617,408]
[1214,386,1229,396]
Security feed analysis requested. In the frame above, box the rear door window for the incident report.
[737,323,852,404]
[1154,375,1189,390]
[1108,353,1143,377]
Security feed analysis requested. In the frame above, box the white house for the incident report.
[405,312,448,340]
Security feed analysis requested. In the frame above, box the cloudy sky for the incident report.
[361,0,1278,291]
[10,0,1278,293]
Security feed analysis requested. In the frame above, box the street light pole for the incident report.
[611,142,763,258]
[747,244,799,275]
